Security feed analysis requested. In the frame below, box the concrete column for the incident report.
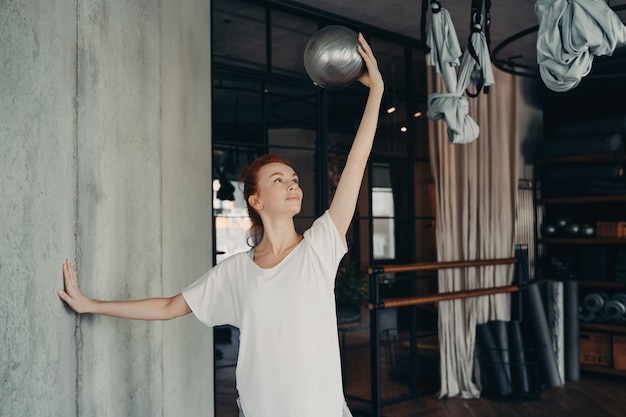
[1,1,213,416]
[161,1,214,416]
[0,2,78,416]
[75,1,164,415]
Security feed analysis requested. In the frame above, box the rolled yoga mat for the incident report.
[489,320,512,385]
[507,320,531,394]
[523,282,563,388]
[563,280,579,381]
[476,322,513,397]
[542,280,564,383]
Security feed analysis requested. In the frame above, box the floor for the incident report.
[214,309,626,417]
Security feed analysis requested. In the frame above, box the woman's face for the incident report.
[253,162,303,216]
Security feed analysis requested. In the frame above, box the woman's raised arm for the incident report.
[328,33,384,237]
[57,259,191,321]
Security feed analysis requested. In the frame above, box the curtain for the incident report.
[427,67,519,398]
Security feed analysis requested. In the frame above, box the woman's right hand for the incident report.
[58,259,93,314]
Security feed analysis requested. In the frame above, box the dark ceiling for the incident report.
[211,0,626,143]
[291,0,626,79]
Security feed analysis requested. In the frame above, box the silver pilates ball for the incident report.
[303,25,365,90]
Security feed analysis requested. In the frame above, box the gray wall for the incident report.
[0,1,214,416]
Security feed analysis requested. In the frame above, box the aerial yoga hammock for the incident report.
[423,0,495,144]
[535,0,626,92]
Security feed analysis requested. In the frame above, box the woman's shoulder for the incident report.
[215,248,254,269]
[306,210,331,230]
[304,210,336,234]
[303,210,344,247]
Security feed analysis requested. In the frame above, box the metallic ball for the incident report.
[303,25,365,90]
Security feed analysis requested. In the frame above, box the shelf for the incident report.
[580,364,626,377]
[580,322,626,333]
[540,112,626,380]
[579,280,626,289]
[537,152,626,165]
[538,238,626,244]
[538,195,626,204]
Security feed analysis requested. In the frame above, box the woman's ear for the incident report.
[248,195,263,210]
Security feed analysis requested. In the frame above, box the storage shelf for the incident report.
[539,111,626,380]
[537,152,626,165]
[580,322,626,333]
[579,280,626,289]
[538,238,626,244]
[580,365,626,377]
[538,195,626,204]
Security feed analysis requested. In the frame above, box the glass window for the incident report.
[411,47,427,97]
[413,161,435,218]
[327,89,369,152]
[213,145,263,263]
[369,37,406,96]
[410,97,429,159]
[213,178,251,264]
[371,163,396,260]
[213,79,264,146]
[271,11,318,77]
[374,97,413,158]
[264,83,317,139]
[212,0,267,70]
[213,147,256,263]
[327,151,346,202]
[414,218,437,262]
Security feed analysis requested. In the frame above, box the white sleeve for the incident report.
[304,210,348,282]
[182,258,240,328]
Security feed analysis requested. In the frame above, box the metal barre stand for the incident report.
[360,248,528,417]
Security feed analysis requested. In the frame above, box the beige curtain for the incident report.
[427,67,519,398]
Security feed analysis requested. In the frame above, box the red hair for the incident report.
[238,154,291,246]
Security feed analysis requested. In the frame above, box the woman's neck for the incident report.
[256,228,302,255]
[252,219,303,268]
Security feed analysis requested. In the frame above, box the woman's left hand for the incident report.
[58,259,93,314]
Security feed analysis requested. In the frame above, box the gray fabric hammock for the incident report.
[426,2,494,144]
[535,0,626,92]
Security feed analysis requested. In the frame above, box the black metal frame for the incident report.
[362,247,529,417]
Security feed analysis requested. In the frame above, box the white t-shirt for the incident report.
[183,211,348,417]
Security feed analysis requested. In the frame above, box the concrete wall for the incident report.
[161,2,214,416]
[0,1,213,416]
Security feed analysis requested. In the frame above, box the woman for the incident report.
[58,32,383,417]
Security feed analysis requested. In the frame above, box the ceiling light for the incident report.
[413,111,423,118]
[386,106,396,114]
[400,126,408,133]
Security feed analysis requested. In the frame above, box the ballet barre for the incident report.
[363,248,528,417]
[367,258,518,311]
